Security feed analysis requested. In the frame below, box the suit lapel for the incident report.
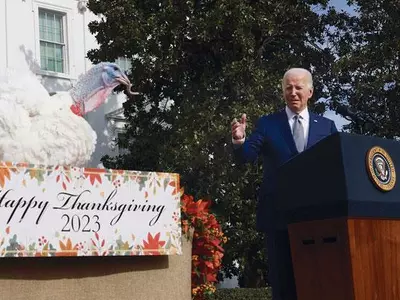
[278,110,298,154]
[306,112,317,149]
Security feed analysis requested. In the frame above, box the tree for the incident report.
[326,0,400,137]
[87,0,339,287]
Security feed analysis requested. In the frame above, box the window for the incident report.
[39,9,66,73]
[114,129,129,155]
[117,131,129,149]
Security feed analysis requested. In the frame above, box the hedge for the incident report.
[206,288,272,300]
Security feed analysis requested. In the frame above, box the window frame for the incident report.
[34,2,73,79]
[38,8,66,74]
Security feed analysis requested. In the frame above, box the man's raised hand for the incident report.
[231,113,247,141]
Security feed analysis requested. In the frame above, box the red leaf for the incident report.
[5,226,10,234]
[62,182,66,190]
[91,239,96,247]
[65,176,71,183]
[95,232,99,241]
[101,239,105,247]
[56,175,60,182]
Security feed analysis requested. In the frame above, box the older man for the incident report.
[231,68,337,300]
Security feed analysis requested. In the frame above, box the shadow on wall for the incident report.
[19,44,74,93]
[86,100,114,168]
[19,44,40,73]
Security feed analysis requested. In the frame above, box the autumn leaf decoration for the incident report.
[83,168,106,185]
[168,180,179,195]
[55,165,71,190]
[0,162,11,188]
[148,173,163,195]
[105,169,124,183]
[142,232,166,255]
[29,168,47,185]
[56,238,78,257]
[91,232,107,256]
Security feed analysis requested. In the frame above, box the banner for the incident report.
[0,162,182,257]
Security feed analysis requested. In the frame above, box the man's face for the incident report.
[283,73,313,113]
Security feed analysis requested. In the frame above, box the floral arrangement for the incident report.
[181,194,227,299]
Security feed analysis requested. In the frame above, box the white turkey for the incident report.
[0,62,135,167]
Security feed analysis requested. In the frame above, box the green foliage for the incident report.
[87,0,340,286]
[206,288,271,300]
[326,0,400,137]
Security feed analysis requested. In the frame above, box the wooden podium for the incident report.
[275,132,400,300]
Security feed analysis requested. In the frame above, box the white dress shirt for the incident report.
[285,106,309,144]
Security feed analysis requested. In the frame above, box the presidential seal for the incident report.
[366,146,396,192]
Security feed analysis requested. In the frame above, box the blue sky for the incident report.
[331,0,357,14]
[331,0,352,10]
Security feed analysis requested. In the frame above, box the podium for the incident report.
[275,132,400,300]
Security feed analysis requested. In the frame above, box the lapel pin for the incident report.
[313,120,318,123]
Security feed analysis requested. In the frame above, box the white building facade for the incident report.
[0,0,129,167]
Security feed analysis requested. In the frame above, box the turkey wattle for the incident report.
[0,62,135,167]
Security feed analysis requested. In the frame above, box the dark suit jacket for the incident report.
[233,109,337,231]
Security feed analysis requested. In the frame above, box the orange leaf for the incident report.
[59,240,66,251]
[66,238,72,250]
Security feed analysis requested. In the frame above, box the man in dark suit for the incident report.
[231,68,337,300]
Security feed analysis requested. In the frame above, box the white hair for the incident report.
[281,68,313,91]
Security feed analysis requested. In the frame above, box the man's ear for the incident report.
[309,88,314,98]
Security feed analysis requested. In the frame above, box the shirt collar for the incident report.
[285,106,309,121]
